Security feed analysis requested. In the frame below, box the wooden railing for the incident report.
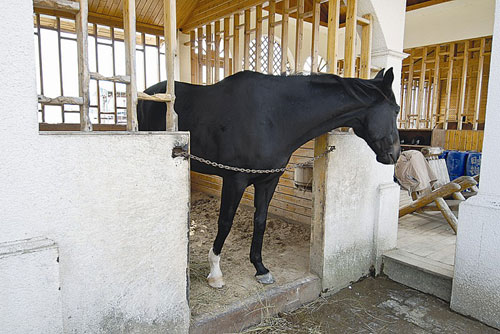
[33,0,178,132]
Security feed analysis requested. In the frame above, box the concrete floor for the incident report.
[242,277,499,334]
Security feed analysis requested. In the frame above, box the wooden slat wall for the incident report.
[444,130,484,152]
[190,0,370,225]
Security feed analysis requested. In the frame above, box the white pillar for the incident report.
[451,0,500,330]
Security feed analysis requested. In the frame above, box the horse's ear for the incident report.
[374,69,385,79]
[383,67,394,89]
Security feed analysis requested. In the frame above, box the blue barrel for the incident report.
[439,150,449,160]
[446,151,468,181]
[465,152,481,177]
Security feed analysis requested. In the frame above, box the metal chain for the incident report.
[174,146,335,174]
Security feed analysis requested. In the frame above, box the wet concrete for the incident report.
[243,277,500,333]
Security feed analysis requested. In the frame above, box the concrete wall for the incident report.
[0,1,190,333]
[451,0,500,329]
[404,0,495,49]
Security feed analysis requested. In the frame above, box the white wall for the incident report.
[404,0,495,49]
[0,1,190,333]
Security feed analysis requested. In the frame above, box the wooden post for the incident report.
[473,38,485,130]
[255,5,263,73]
[405,50,414,128]
[458,41,469,130]
[294,0,304,72]
[344,0,357,77]
[190,30,197,83]
[431,45,440,129]
[233,13,241,73]
[215,20,221,82]
[359,14,372,79]
[327,0,340,74]
[310,0,320,72]
[197,27,204,83]
[267,0,276,74]
[434,197,458,233]
[280,0,289,73]
[76,0,92,131]
[223,17,230,77]
[244,9,251,71]
[164,0,177,131]
[444,43,455,130]
[206,24,213,85]
[416,47,428,129]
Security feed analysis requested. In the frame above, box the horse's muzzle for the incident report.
[376,142,401,165]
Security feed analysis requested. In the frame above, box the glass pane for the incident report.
[40,28,61,97]
[145,45,159,87]
[45,105,62,123]
[88,35,97,72]
[117,109,127,124]
[100,114,115,124]
[116,83,126,108]
[136,51,145,91]
[97,44,113,76]
[64,112,80,124]
[160,54,166,81]
[89,79,98,106]
[99,80,115,114]
[61,39,78,97]
[114,40,125,75]
[90,107,98,124]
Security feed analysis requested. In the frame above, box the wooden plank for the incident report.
[206,24,213,84]
[244,9,251,70]
[233,13,241,73]
[310,0,320,72]
[255,5,263,73]
[359,13,372,79]
[90,72,131,83]
[214,20,221,82]
[124,0,137,131]
[38,95,83,105]
[473,38,485,130]
[294,0,304,72]
[343,0,357,77]
[33,0,80,13]
[280,0,289,73]
[457,41,469,130]
[137,91,173,102]
[444,43,455,130]
[267,0,276,74]
[223,17,231,77]
[327,0,340,74]
[76,0,92,131]
[164,0,177,131]
[197,27,204,83]
[190,30,197,83]
[431,45,440,129]
[416,47,428,129]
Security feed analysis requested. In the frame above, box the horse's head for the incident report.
[351,68,401,165]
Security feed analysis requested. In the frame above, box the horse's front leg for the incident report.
[251,175,281,284]
[208,176,247,288]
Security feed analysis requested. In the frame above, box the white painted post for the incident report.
[451,1,500,329]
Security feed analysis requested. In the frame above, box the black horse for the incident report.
[138,69,401,287]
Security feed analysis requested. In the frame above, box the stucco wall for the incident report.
[0,1,190,333]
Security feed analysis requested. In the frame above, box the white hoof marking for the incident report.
[207,248,225,288]
[255,272,275,284]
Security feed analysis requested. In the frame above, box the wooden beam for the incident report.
[327,0,340,74]
[255,5,263,73]
[406,0,452,11]
[206,24,213,84]
[89,72,131,84]
[190,30,197,83]
[233,13,241,73]
[214,20,221,82]
[404,50,414,128]
[444,43,455,130]
[244,9,251,71]
[76,0,92,131]
[164,0,178,131]
[223,17,231,77]
[473,38,486,130]
[280,0,289,73]
[267,0,276,74]
[457,41,469,130]
[344,0,357,77]
[137,92,173,102]
[38,95,83,105]
[431,45,440,129]
[123,0,137,131]
[197,27,204,82]
[294,0,304,72]
[434,197,458,233]
[310,0,320,72]
[359,13,372,79]
[33,0,80,14]
[416,47,428,129]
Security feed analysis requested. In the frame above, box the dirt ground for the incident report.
[189,191,311,317]
[242,276,500,334]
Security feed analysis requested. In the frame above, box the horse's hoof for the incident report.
[255,272,275,284]
[207,275,225,288]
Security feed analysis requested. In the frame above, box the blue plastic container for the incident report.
[446,151,468,181]
[465,152,482,177]
[439,150,449,160]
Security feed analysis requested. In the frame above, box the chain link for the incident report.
[174,146,335,174]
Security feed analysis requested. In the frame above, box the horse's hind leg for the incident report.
[251,175,281,284]
[208,176,247,288]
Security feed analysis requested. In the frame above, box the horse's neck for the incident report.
[276,77,369,152]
